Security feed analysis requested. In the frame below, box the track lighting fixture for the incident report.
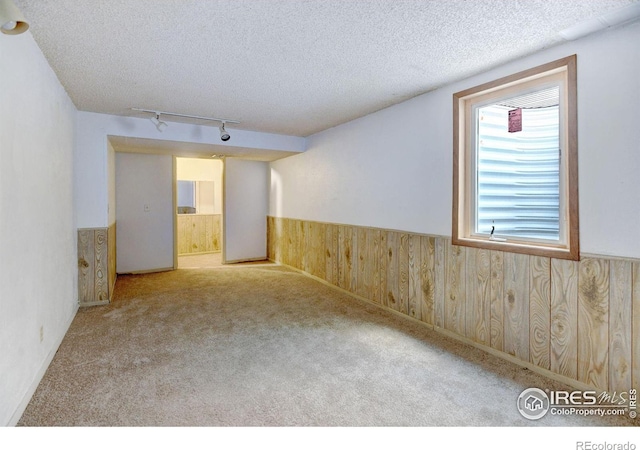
[219,122,230,142]
[150,113,168,132]
[131,108,239,141]
[0,0,29,35]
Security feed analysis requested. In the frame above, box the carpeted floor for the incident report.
[17,263,634,426]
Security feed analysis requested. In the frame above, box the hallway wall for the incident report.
[0,33,78,425]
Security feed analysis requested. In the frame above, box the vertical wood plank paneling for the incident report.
[269,218,640,392]
[466,248,491,345]
[308,221,324,279]
[490,250,504,352]
[212,214,221,252]
[357,227,369,299]
[633,262,640,394]
[434,237,447,328]
[301,220,310,273]
[369,228,382,304]
[578,258,610,390]
[445,243,466,335]
[419,236,436,325]
[338,225,354,291]
[350,227,358,294]
[273,217,282,263]
[609,260,632,393]
[503,252,529,360]
[530,256,551,370]
[408,234,421,319]
[385,231,399,310]
[108,223,117,294]
[94,229,109,303]
[205,215,214,253]
[299,220,307,271]
[397,233,409,315]
[77,229,95,305]
[551,259,579,380]
[325,223,338,286]
[267,217,274,260]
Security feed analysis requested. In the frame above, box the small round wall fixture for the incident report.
[0,0,30,35]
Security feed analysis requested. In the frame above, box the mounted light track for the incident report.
[132,108,240,141]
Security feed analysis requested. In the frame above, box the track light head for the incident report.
[220,122,230,142]
[0,0,29,35]
[150,113,168,132]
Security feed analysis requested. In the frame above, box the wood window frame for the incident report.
[452,55,579,261]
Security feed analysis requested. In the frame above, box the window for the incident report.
[453,55,579,260]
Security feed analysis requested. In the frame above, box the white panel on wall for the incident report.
[115,153,174,273]
[224,158,269,262]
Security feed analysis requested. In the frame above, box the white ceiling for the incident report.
[14,0,640,138]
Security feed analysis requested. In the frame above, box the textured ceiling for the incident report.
[14,0,639,137]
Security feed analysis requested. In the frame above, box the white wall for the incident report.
[77,112,305,229]
[270,21,640,260]
[224,159,269,262]
[107,140,117,225]
[0,33,78,425]
[115,153,174,273]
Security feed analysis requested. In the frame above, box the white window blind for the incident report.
[475,88,560,241]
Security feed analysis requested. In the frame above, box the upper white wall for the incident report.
[270,21,640,260]
[0,33,78,425]
[76,111,305,228]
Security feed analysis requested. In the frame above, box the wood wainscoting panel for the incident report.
[445,243,466,336]
[78,226,116,306]
[419,235,436,326]
[434,238,447,329]
[503,252,530,361]
[177,214,222,255]
[368,228,382,305]
[577,258,610,390]
[609,260,632,393]
[267,216,638,393]
[407,234,421,319]
[489,250,504,352]
[77,229,95,304]
[551,259,579,380]
[465,247,491,346]
[530,255,551,370]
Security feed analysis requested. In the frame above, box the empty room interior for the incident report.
[2,0,640,435]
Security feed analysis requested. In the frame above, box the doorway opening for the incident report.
[175,157,225,269]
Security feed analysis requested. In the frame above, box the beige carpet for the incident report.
[17,263,634,427]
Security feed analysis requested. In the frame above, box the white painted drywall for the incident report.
[76,112,305,229]
[270,21,640,259]
[0,33,78,426]
[115,153,174,273]
[224,159,269,262]
[107,140,117,225]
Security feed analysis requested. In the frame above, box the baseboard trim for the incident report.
[224,256,268,264]
[118,267,174,275]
